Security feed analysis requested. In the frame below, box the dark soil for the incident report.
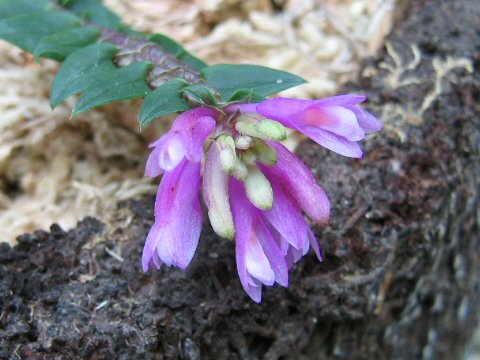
[1,0,480,359]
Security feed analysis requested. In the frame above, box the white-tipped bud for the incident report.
[231,158,248,180]
[235,135,253,150]
[244,166,273,210]
[203,143,235,239]
[252,140,278,166]
[241,149,257,165]
[235,115,287,141]
[217,135,237,173]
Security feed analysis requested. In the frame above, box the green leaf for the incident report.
[0,0,52,20]
[140,79,192,128]
[34,27,100,61]
[227,89,266,103]
[181,84,220,106]
[0,11,80,52]
[150,34,207,72]
[150,34,183,56]
[118,24,147,39]
[73,61,153,115]
[51,42,118,108]
[178,52,208,72]
[65,0,121,29]
[202,64,306,101]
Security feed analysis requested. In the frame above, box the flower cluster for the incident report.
[142,95,382,302]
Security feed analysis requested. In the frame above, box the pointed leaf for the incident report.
[181,84,219,105]
[178,52,208,72]
[51,42,118,108]
[140,79,192,128]
[65,0,121,29]
[73,61,153,115]
[0,0,52,20]
[118,24,147,38]
[150,34,183,56]
[150,34,207,71]
[228,89,266,103]
[202,64,306,101]
[0,11,80,52]
[34,27,100,61]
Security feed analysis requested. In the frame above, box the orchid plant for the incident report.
[0,0,381,302]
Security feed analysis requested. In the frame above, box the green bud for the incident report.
[235,135,253,150]
[235,115,287,141]
[244,166,273,210]
[204,144,235,240]
[241,149,257,165]
[252,140,278,166]
[217,135,237,173]
[231,158,248,180]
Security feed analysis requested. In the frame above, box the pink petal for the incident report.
[172,109,217,162]
[146,132,186,173]
[230,178,261,301]
[284,246,304,269]
[159,134,186,170]
[255,218,289,287]
[171,107,218,133]
[262,176,310,251]
[314,94,366,106]
[307,227,323,261]
[264,142,331,224]
[143,159,203,270]
[348,106,383,133]
[256,97,313,126]
[301,127,364,158]
[142,222,162,271]
[305,105,365,141]
[145,146,163,178]
[255,95,380,158]
[245,228,275,286]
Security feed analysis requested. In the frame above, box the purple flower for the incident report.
[229,95,382,158]
[145,107,217,176]
[143,94,380,302]
[142,108,216,271]
[142,159,203,271]
[230,168,324,302]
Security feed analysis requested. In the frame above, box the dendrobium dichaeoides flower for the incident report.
[142,95,382,302]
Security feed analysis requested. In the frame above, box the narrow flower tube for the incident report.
[142,159,203,271]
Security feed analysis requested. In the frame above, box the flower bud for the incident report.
[244,166,273,210]
[235,135,253,150]
[203,144,235,239]
[231,158,248,180]
[217,135,237,173]
[235,114,287,141]
[241,149,257,165]
[252,140,278,166]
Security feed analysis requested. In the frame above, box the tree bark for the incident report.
[1,0,479,359]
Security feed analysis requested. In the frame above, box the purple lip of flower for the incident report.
[142,95,381,302]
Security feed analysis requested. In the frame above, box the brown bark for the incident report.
[1,0,479,359]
